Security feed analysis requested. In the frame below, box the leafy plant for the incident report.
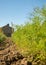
[12,6,46,60]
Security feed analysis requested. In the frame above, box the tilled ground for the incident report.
[0,38,46,65]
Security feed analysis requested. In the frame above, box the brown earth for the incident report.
[0,38,46,65]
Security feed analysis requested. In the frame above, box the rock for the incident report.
[16,60,21,65]
[21,58,27,65]
[0,61,6,65]
[16,52,24,59]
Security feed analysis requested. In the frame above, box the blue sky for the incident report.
[0,0,46,27]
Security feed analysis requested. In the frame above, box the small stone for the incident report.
[21,58,27,65]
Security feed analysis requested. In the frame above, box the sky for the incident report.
[0,0,46,27]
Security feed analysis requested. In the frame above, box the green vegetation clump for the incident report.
[0,33,6,43]
[12,6,46,61]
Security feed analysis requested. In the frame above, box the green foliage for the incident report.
[12,6,46,60]
[0,33,6,43]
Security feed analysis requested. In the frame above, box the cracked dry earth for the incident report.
[0,38,46,65]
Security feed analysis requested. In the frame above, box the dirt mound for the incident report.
[0,38,25,65]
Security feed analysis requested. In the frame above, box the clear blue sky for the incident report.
[0,0,46,27]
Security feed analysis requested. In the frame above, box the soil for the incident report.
[0,38,46,65]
